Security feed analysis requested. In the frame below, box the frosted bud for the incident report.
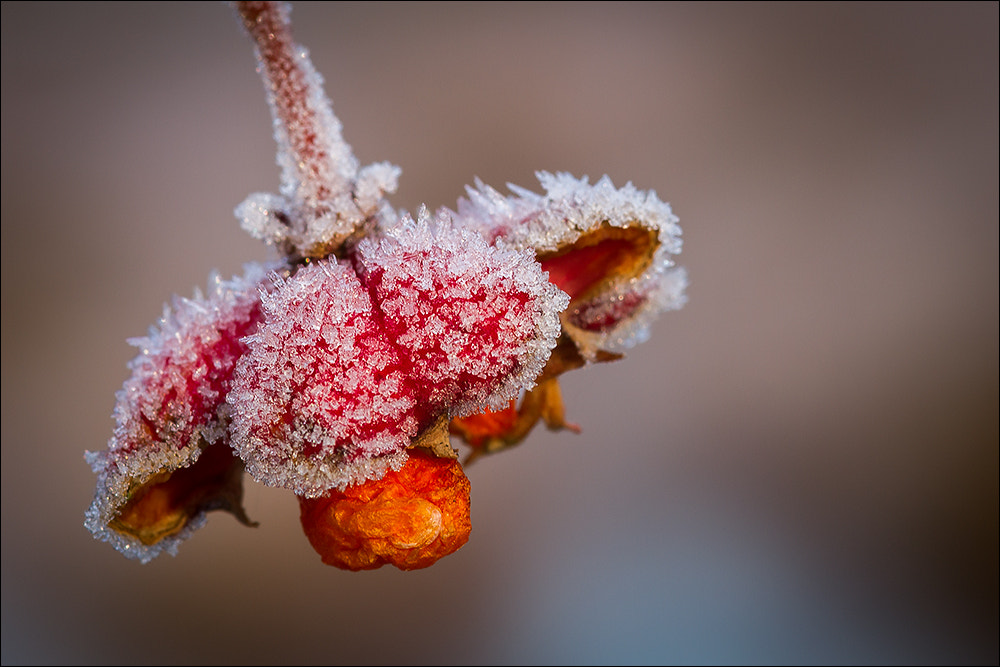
[357,207,568,414]
[228,259,417,497]
[446,171,687,357]
[84,263,274,561]
[230,208,568,496]
[234,1,400,260]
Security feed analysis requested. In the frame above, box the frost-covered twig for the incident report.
[234,0,399,259]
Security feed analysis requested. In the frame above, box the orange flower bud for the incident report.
[298,449,471,571]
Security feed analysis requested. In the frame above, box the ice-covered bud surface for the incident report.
[356,209,569,415]
[84,263,272,561]
[230,210,567,497]
[447,171,687,356]
[229,259,419,496]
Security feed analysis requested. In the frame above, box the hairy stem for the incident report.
[235,1,356,216]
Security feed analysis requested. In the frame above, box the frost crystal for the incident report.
[235,1,399,258]
[85,263,272,561]
[229,259,416,496]
[230,209,566,497]
[356,208,568,414]
[447,171,688,355]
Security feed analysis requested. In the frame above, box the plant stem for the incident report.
[235,1,356,220]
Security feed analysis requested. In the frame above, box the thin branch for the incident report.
[235,1,356,220]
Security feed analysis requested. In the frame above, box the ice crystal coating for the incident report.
[446,171,688,355]
[235,1,400,258]
[229,259,415,496]
[356,208,569,415]
[84,263,273,561]
[229,209,567,497]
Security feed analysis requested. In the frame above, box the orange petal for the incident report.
[450,378,580,462]
[448,400,519,449]
[298,449,471,571]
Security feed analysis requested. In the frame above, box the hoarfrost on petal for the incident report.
[357,208,568,415]
[445,171,686,355]
[231,205,569,495]
[229,259,424,496]
[85,262,274,561]
[563,265,689,353]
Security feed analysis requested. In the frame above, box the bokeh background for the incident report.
[2,2,996,664]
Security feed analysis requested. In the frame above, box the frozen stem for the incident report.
[236,1,355,211]
[234,1,399,259]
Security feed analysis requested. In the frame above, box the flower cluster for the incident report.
[85,1,687,570]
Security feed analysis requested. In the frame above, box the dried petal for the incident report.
[298,449,471,571]
[106,442,254,548]
[85,263,271,561]
[445,172,686,454]
[448,400,519,451]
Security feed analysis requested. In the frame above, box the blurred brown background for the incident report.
[2,2,996,664]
